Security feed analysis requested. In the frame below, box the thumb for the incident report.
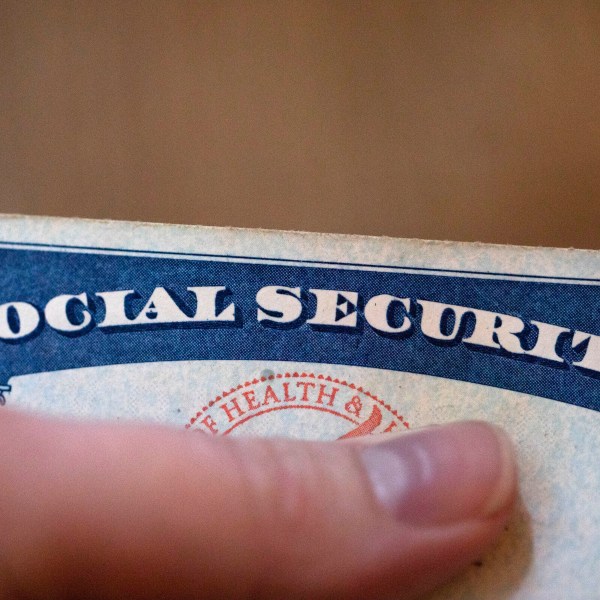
[0,413,517,600]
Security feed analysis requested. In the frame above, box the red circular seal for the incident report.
[186,371,409,439]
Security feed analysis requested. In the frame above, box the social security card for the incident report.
[0,214,598,599]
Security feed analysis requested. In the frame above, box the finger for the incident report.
[0,412,517,600]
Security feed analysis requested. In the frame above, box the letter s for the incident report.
[256,286,303,327]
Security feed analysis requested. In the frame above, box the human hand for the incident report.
[0,412,517,599]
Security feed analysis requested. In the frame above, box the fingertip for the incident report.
[360,420,518,525]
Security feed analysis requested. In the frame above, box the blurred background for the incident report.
[1,1,598,248]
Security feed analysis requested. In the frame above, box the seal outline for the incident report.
[186,371,410,432]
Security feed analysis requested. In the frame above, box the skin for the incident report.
[0,411,517,600]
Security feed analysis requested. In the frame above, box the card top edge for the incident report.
[0,212,598,280]
[0,211,593,254]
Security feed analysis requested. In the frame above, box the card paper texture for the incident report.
[0,214,598,598]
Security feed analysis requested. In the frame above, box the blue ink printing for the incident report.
[1,244,599,412]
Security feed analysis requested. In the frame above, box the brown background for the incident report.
[1,2,598,248]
